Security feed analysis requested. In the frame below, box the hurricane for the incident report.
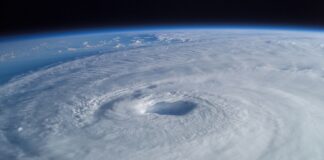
[1,28,324,160]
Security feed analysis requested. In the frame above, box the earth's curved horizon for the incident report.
[1,26,324,160]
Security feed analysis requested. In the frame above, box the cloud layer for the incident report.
[1,29,324,160]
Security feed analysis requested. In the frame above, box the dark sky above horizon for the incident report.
[1,0,324,35]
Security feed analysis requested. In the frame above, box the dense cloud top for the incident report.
[1,30,324,160]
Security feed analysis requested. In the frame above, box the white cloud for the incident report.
[131,39,144,46]
[2,30,324,160]
[67,47,77,51]
[114,43,125,48]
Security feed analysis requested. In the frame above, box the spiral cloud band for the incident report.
[1,29,324,160]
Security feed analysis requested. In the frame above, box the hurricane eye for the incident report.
[146,101,197,116]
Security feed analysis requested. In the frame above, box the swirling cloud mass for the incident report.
[1,29,324,160]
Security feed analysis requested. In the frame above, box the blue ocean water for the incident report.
[0,32,164,85]
[1,25,322,85]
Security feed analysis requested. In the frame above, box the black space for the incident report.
[1,0,324,35]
